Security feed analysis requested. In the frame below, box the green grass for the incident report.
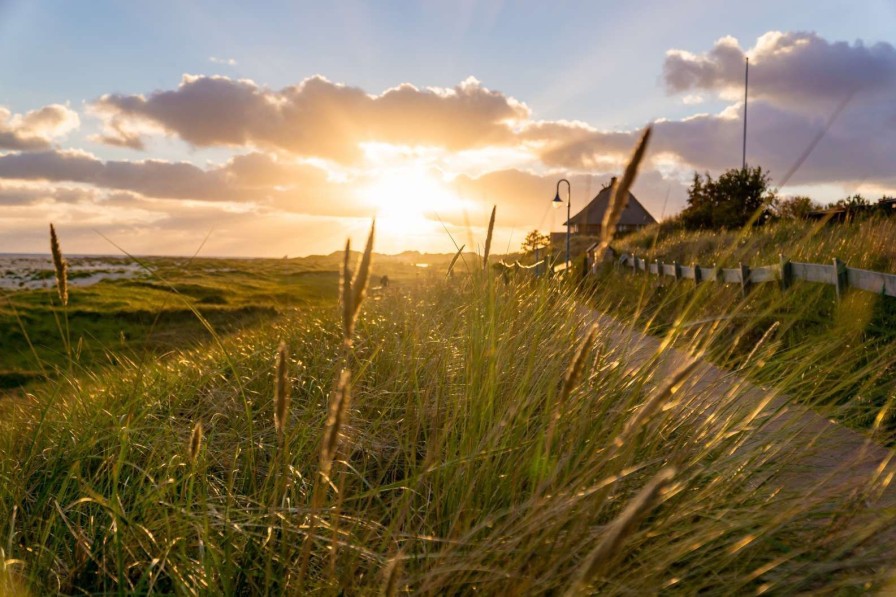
[0,252,443,394]
[2,242,895,593]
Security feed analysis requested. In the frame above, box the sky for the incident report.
[1,0,895,256]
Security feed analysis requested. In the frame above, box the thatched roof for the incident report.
[565,179,656,227]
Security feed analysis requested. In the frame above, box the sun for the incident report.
[358,166,467,239]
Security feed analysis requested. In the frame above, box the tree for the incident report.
[775,195,822,220]
[679,166,775,230]
[521,230,550,259]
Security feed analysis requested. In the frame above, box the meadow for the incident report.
[2,214,896,594]
[0,251,447,394]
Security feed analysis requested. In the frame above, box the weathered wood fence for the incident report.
[618,253,896,300]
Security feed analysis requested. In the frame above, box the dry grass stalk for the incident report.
[600,126,652,253]
[482,205,496,269]
[446,244,465,278]
[341,239,354,343]
[188,421,203,464]
[341,221,376,346]
[274,341,290,439]
[381,551,403,597]
[558,324,599,405]
[351,220,375,322]
[49,223,68,306]
[566,467,677,595]
[320,369,351,480]
[617,357,700,445]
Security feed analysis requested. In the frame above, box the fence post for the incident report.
[713,263,720,283]
[692,262,701,285]
[673,261,681,281]
[833,257,847,301]
[779,254,792,291]
[740,262,751,297]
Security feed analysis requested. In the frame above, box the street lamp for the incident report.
[552,178,571,271]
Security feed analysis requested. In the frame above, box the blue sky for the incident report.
[1,1,894,255]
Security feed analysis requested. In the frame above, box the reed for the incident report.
[49,223,68,306]
[274,341,289,440]
[566,467,678,594]
[599,126,652,253]
[447,244,465,277]
[482,205,496,269]
[188,421,202,464]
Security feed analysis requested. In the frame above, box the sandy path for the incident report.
[579,306,896,512]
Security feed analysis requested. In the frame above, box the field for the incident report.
[0,252,453,394]
[2,222,896,594]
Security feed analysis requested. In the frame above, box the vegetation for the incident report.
[521,229,551,260]
[3,231,896,593]
[679,166,775,230]
[606,217,896,436]
[0,252,445,394]
[3,133,896,593]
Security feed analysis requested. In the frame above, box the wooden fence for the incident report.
[618,253,896,300]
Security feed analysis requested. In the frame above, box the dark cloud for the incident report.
[92,75,529,163]
[0,104,79,150]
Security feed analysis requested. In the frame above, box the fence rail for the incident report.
[619,253,896,300]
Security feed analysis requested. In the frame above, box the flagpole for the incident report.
[742,57,749,170]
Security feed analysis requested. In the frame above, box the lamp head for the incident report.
[552,192,563,208]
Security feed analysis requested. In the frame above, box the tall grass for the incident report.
[602,217,896,438]
[2,240,895,592]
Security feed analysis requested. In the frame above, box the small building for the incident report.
[565,177,656,236]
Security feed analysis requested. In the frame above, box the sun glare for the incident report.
[359,166,470,243]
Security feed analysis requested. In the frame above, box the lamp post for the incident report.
[553,178,571,271]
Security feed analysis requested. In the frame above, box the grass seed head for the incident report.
[559,323,599,405]
[351,220,375,322]
[567,467,677,594]
[320,369,351,479]
[274,341,290,438]
[341,239,354,343]
[600,126,652,252]
[188,421,203,464]
[483,205,496,269]
[49,223,68,306]
[447,244,465,278]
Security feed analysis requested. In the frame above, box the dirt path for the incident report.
[579,306,896,512]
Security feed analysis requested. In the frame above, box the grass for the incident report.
[0,252,446,394]
[2,225,896,592]
[598,217,896,438]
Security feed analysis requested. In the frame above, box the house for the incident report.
[565,177,657,235]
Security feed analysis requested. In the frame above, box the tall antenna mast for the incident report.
[742,57,749,170]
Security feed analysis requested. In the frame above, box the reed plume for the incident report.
[341,239,354,343]
[482,205,496,270]
[381,551,403,597]
[599,126,652,253]
[447,244,465,278]
[566,467,677,594]
[351,220,375,323]
[49,223,68,306]
[320,369,351,480]
[617,357,700,446]
[188,421,203,464]
[274,341,290,440]
[558,323,598,405]
[341,221,376,346]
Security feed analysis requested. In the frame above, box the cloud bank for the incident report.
[3,30,895,255]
